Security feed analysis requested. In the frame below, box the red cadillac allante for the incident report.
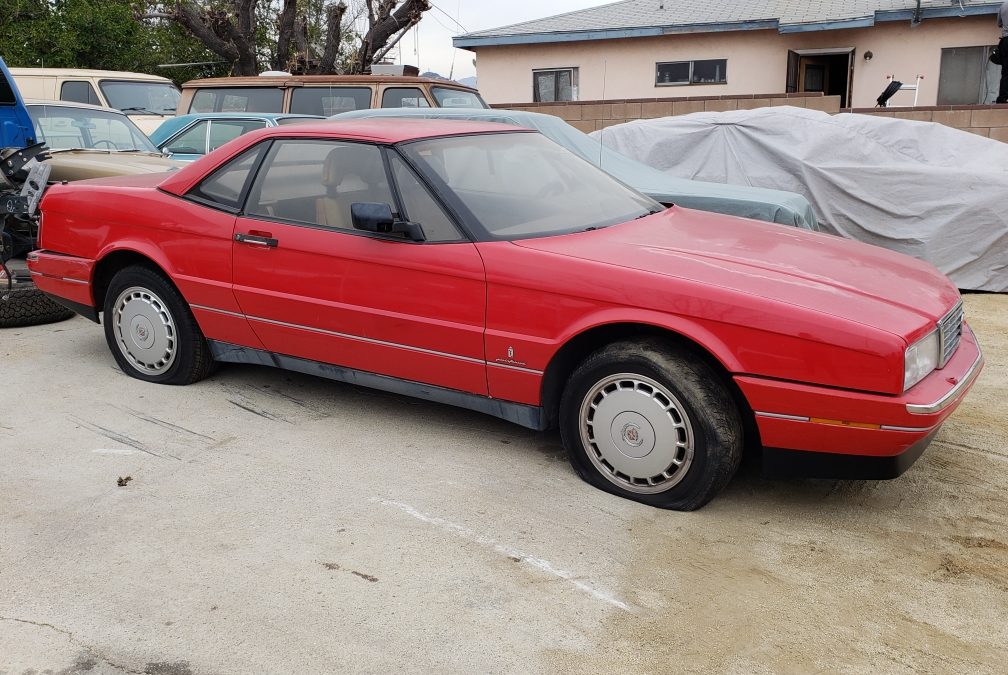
[28,120,983,510]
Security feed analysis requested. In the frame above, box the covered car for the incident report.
[331,107,818,230]
[595,106,1008,292]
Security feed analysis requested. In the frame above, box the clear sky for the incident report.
[392,0,612,80]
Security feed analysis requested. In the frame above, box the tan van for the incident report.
[9,68,180,134]
[178,74,487,117]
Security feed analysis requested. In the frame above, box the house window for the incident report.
[937,46,998,105]
[533,68,578,102]
[656,59,727,86]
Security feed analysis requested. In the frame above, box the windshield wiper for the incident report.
[634,208,664,220]
[120,107,165,116]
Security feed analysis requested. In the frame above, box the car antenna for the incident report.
[599,59,607,170]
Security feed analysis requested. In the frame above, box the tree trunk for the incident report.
[274,0,298,71]
[315,2,348,74]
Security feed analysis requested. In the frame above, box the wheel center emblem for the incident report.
[622,423,643,447]
[136,325,148,340]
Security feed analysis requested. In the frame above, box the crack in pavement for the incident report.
[0,615,145,674]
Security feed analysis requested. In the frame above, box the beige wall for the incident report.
[472,15,1000,108]
[505,95,1008,143]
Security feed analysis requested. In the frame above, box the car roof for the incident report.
[157,118,532,196]
[171,112,323,121]
[25,98,125,114]
[181,75,479,92]
[10,67,172,82]
[244,118,524,144]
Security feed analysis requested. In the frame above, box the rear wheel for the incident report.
[103,265,214,385]
[559,339,743,511]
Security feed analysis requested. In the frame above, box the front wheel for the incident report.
[103,265,214,385]
[559,339,743,511]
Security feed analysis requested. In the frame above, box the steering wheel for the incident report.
[91,140,119,150]
[535,180,565,199]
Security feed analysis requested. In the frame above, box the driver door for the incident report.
[231,138,488,395]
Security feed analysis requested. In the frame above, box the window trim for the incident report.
[532,67,578,102]
[655,59,728,87]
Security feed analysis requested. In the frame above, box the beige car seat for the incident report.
[316,145,392,230]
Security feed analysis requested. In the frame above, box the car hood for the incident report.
[45,151,182,182]
[513,207,960,341]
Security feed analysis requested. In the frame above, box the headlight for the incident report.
[904,329,940,391]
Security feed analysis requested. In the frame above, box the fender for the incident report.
[546,306,745,374]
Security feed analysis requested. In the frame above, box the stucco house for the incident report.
[454,0,1005,109]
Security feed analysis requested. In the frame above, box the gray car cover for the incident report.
[331,107,818,230]
[593,106,1008,292]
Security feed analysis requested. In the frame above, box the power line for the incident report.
[428,0,469,33]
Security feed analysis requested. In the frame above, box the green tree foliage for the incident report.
[0,0,228,83]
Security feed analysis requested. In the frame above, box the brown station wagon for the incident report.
[179,74,488,117]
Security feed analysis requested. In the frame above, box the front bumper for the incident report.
[736,323,983,478]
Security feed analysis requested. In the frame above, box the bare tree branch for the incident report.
[356,0,429,73]
[134,0,430,77]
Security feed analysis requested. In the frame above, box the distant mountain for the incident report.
[420,71,478,89]
[420,71,451,81]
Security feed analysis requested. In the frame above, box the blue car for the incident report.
[150,112,322,161]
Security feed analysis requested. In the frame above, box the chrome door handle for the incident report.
[235,233,278,248]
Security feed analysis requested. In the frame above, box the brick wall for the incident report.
[494,93,842,133]
[494,93,1008,141]
[845,106,1008,141]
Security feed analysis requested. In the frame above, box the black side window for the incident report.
[60,81,100,106]
[190,88,283,113]
[189,144,266,211]
[291,87,371,115]
[0,72,15,105]
[381,87,431,109]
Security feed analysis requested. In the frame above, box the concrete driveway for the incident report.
[1,294,1005,674]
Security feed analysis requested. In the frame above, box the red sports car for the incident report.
[28,120,983,510]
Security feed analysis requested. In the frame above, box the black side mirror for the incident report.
[350,202,425,242]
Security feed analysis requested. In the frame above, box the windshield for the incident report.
[99,80,180,116]
[28,104,159,152]
[431,87,488,109]
[401,132,661,241]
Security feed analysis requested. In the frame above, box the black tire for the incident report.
[559,338,743,511]
[103,265,215,385]
[0,281,75,328]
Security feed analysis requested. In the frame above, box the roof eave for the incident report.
[454,5,1002,49]
[453,21,778,49]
